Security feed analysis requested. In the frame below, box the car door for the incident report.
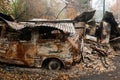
[0,24,9,56]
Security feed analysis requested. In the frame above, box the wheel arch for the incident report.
[41,57,65,68]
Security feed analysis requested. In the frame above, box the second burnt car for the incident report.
[0,18,81,70]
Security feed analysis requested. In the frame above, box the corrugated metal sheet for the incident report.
[6,20,76,34]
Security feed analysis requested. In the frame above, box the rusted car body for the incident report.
[0,19,81,70]
[0,11,117,70]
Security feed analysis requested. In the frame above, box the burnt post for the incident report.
[118,0,120,22]
[103,0,105,15]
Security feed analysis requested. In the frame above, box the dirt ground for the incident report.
[80,55,120,80]
[0,39,119,80]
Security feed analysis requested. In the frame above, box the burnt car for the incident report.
[0,19,81,70]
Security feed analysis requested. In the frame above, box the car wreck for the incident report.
[0,10,119,71]
[0,17,83,70]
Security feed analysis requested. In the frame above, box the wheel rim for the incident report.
[48,60,61,70]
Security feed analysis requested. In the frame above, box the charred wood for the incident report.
[90,46,108,57]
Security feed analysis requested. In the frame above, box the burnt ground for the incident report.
[0,39,119,80]
[79,55,120,80]
[79,39,120,80]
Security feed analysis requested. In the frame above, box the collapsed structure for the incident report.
[0,11,119,71]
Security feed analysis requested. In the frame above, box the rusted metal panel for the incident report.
[5,20,76,34]
[0,22,79,68]
[0,41,37,66]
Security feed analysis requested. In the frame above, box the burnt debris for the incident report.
[102,11,120,38]
[0,10,117,72]
[74,10,96,23]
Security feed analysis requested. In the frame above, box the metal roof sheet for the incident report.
[6,20,76,34]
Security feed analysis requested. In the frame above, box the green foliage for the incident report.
[0,0,25,20]
[81,0,88,4]
[10,0,25,20]
[0,0,11,15]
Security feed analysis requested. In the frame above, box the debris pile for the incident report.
[81,40,116,73]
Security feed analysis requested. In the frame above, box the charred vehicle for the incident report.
[0,16,81,70]
[0,10,100,70]
[0,10,117,70]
